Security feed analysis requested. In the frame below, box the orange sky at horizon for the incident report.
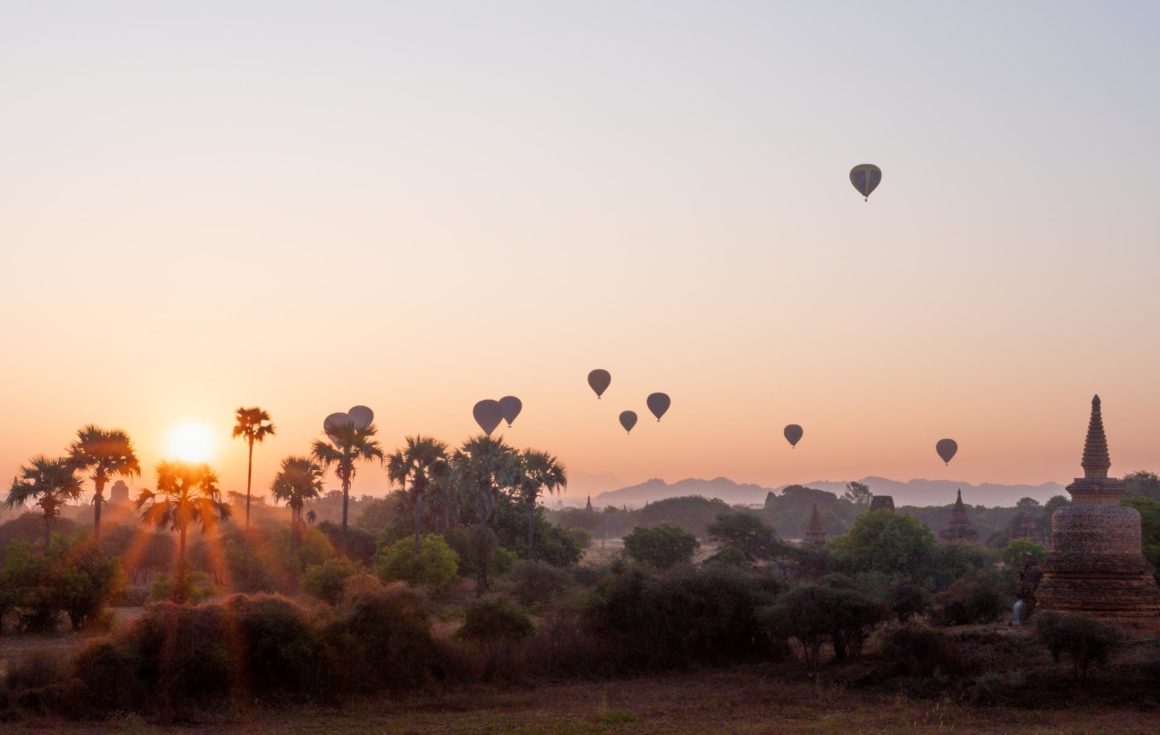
[2,3,1159,507]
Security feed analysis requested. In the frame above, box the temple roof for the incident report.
[1082,394,1111,479]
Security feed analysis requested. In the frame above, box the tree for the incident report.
[707,512,782,562]
[827,511,936,579]
[387,436,450,556]
[1123,495,1160,583]
[68,425,141,542]
[135,460,230,601]
[232,407,276,530]
[6,456,84,549]
[1123,471,1160,501]
[452,436,519,592]
[842,481,872,507]
[1016,496,1041,509]
[514,449,567,560]
[623,524,699,569]
[312,422,383,556]
[376,534,459,589]
[269,456,324,548]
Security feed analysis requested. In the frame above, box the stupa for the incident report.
[939,490,979,543]
[1035,396,1160,631]
[109,479,130,504]
[803,504,827,547]
[869,495,894,513]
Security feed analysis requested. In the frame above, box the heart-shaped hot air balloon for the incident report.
[473,400,504,436]
[646,392,671,422]
[498,396,522,427]
[936,438,958,466]
[784,424,803,448]
[849,163,882,201]
[588,369,611,399]
[619,411,638,434]
[347,405,374,430]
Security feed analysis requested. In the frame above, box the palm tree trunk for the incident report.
[245,438,254,531]
[414,492,423,556]
[340,451,351,556]
[93,476,106,542]
[527,501,535,561]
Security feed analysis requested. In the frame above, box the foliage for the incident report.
[444,524,514,581]
[376,534,459,589]
[585,565,782,671]
[828,511,936,579]
[269,456,323,539]
[5,456,84,548]
[0,538,122,633]
[623,524,699,569]
[769,583,885,664]
[68,425,141,540]
[1002,539,1047,568]
[311,422,384,555]
[882,624,964,677]
[149,571,215,605]
[504,560,574,607]
[1035,612,1120,682]
[707,512,782,561]
[635,496,733,538]
[843,481,873,506]
[302,557,360,605]
[885,580,931,623]
[457,597,535,642]
[1122,495,1160,583]
[924,542,999,591]
[387,435,451,554]
[316,521,377,564]
[491,496,583,567]
[1123,471,1160,501]
[929,575,1007,626]
[323,587,441,692]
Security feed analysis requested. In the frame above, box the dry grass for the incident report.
[22,666,1160,735]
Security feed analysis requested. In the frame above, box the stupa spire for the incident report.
[1082,394,1111,479]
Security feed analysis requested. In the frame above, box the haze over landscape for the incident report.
[3,2,1159,504]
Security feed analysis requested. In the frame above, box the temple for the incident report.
[1035,396,1160,632]
[939,489,979,543]
[803,504,827,547]
[869,495,894,513]
[1009,510,1049,549]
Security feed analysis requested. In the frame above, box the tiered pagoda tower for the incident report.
[803,504,827,547]
[939,490,979,543]
[1036,396,1160,631]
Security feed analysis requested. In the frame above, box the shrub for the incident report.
[457,597,534,642]
[929,576,1006,626]
[1035,612,1120,682]
[623,525,699,569]
[886,581,931,623]
[828,512,936,579]
[923,543,999,591]
[881,624,964,677]
[341,573,386,604]
[505,560,574,607]
[221,594,330,702]
[1002,539,1047,569]
[376,535,459,589]
[769,583,885,665]
[707,512,783,561]
[301,557,360,605]
[324,587,442,692]
[148,571,215,604]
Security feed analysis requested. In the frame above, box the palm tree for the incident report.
[6,456,84,549]
[269,456,324,549]
[232,407,276,531]
[311,423,383,555]
[135,460,230,599]
[452,435,519,592]
[387,436,450,556]
[68,425,141,542]
[515,450,567,560]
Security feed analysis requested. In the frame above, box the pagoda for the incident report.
[869,495,894,513]
[939,490,979,543]
[1035,396,1160,631]
[803,504,827,547]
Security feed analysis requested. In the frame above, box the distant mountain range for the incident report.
[591,476,1067,509]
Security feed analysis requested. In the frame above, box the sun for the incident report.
[165,421,217,463]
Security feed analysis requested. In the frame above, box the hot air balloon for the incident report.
[473,400,504,436]
[347,405,374,430]
[588,369,611,399]
[323,412,352,445]
[849,164,882,201]
[646,393,671,422]
[784,424,803,448]
[498,396,522,427]
[619,411,638,434]
[936,438,958,466]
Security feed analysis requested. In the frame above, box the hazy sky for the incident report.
[2,2,1159,504]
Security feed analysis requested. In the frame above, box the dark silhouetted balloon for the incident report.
[588,369,611,399]
[784,424,803,448]
[936,438,958,465]
[473,400,504,436]
[498,396,522,427]
[619,411,638,434]
[849,164,882,201]
[646,392,671,422]
[347,405,374,430]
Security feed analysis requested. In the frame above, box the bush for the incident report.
[886,581,931,623]
[622,525,699,569]
[586,565,782,671]
[301,558,360,605]
[923,543,999,592]
[828,512,935,579]
[148,571,215,605]
[341,573,386,604]
[1035,612,1120,682]
[1002,539,1047,569]
[881,624,964,677]
[324,587,442,692]
[457,597,534,642]
[221,594,330,702]
[505,560,574,607]
[769,583,885,665]
[929,576,1006,626]
[376,535,459,589]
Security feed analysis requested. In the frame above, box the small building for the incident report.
[939,489,979,543]
[109,480,130,504]
[869,495,894,513]
[803,503,827,547]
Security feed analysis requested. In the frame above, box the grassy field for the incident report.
[12,666,1160,735]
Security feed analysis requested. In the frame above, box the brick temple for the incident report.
[1035,396,1160,632]
[939,489,979,543]
[803,504,827,547]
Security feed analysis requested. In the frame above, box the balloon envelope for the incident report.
[498,396,522,427]
[619,411,638,434]
[324,412,352,435]
[473,400,504,436]
[646,392,671,421]
[849,164,882,200]
[347,405,374,430]
[936,438,958,465]
[784,424,804,448]
[587,369,611,398]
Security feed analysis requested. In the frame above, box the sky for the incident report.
[2,2,1159,506]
